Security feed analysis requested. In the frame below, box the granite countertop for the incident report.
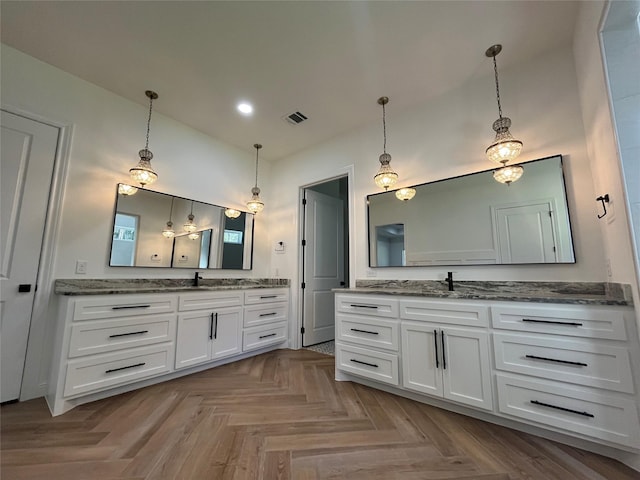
[54,278,290,296]
[336,280,633,306]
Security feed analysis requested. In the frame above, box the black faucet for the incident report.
[446,271,454,291]
[193,271,203,287]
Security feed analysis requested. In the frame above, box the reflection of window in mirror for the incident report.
[375,224,405,267]
[222,213,247,269]
[110,213,138,266]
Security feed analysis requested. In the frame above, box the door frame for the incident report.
[295,166,355,350]
[1,105,72,401]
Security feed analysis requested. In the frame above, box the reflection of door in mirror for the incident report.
[110,213,138,266]
[375,224,405,267]
[172,231,212,268]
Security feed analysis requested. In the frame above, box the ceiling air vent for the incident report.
[283,111,308,125]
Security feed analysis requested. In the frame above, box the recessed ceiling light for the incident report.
[237,102,253,115]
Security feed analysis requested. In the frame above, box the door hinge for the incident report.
[553,246,556,252]
[301,239,306,247]
[302,198,307,205]
[548,211,553,217]
[301,326,305,334]
[301,282,306,289]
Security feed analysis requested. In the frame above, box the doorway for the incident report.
[300,176,349,348]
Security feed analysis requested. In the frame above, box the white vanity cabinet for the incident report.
[242,288,289,352]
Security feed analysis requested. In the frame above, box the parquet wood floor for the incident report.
[1,349,638,479]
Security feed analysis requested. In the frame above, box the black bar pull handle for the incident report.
[213,312,218,340]
[209,313,214,340]
[522,318,582,327]
[259,333,277,339]
[18,284,32,293]
[109,330,149,339]
[433,329,439,369]
[260,295,278,299]
[259,312,277,317]
[350,328,379,335]
[530,400,594,418]
[350,358,379,368]
[111,305,151,310]
[525,355,588,367]
[441,330,446,370]
[350,304,378,309]
[105,362,146,374]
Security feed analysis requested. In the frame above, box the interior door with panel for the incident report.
[1,111,59,402]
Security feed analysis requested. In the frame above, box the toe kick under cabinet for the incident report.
[48,287,289,416]
[334,292,640,450]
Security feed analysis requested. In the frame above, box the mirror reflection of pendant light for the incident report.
[246,144,265,213]
[162,197,175,238]
[374,97,399,191]
[485,45,524,185]
[395,187,416,202]
[225,208,241,219]
[129,90,159,187]
[118,184,138,196]
[183,201,198,233]
[188,232,200,240]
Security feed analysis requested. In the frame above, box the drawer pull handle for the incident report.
[350,358,378,368]
[259,312,277,317]
[522,318,582,327]
[259,333,277,339]
[260,295,278,299]
[525,355,588,367]
[111,305,151,310]
[530,400,594,418]
[433,329,439,369]
[109,330,149,338]
[350,328,379,335]
[105,362,146,374]
[350,304,378,309]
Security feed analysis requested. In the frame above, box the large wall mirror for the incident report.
[110,184,254,269]
[367,155,575,267]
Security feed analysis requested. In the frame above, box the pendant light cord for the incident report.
[493,55,503,119]
[190,200,194,216]
[254,147,259,188]
[382,101,387,154]
[169,197,174,221]
[145,95,154,150]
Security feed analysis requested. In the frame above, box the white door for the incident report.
[211,306,242,360]
[401,321,443,397]
[441,326,493,411]
[302,189,344,346]
[494,202,557,263]
[175,312,211,369]
[1,111,58,402]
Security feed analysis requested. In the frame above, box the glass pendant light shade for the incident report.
[374,97,399,190]
[493,163,524,185]
[188,232,200,240]
[225,208,241,219]
[129,90,159,187]
[118,184,138,196]
[395,187,416,201]
[247,144,265,213]
[183,213,197,233]
[162,221,175,238]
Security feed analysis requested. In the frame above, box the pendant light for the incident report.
[188,232,200,240]
[118,184,138,196]
[395,187,416,202]
[246,144,265,213]
[225,208,241,219]
[129,90,159,187]
[374,97,398,191]
[162,197,175,238]
[183,201,197,233]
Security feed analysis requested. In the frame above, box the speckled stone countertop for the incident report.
[54,278,290,296]
[336,280,633,306]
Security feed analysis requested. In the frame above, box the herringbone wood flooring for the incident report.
[1,349,638,479]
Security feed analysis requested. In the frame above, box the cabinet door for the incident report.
[441,326,493,411]
[401,321,443,397]
[175,311,212,369]
[211,306,243,360]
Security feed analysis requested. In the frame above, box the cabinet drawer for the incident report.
[73,295,176,321]
[336,314,399,351]
[64,344,172,397]
[244,302,288,327]
[400,299,489,327]
[243,322,287,352]
[491,304,627,340]
[178,291,243,311]
[336,342,399,386]
[244,288,289,305]
[69,314,176,358]
[496,374,640,448]
[493,333,634,393]
[335,295,399,318]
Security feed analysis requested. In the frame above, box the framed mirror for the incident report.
[367,155,575,267]
[110,185,254,269]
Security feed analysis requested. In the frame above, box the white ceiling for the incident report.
[1,1,580,161]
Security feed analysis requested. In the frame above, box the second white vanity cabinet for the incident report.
[400,300,493,411]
